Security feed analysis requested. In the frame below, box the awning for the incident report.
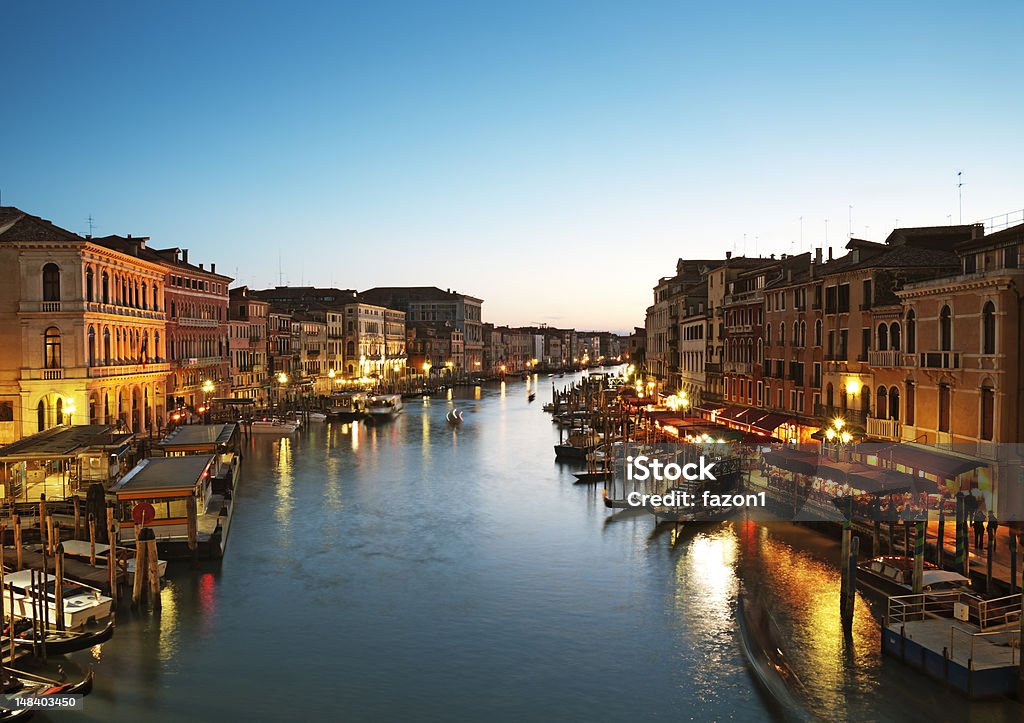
[863,443,986,479]
[718,405,747,421]
[763,449,818,475]
[748,412,793,433]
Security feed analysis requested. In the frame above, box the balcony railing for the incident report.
[178,317,219,328]
[867,349,903,367]
[725,361,752,375]
[21,368,67,381]
[815,403,868,427]
[919,351,960,369]
[704,362,722,374]
[84,302,165,320]
[88,362,171,378]
[866,417,902,441]
[180,356,225,368]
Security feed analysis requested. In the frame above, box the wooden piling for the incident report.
[106,506,118,606]
[987,531,994,594]
[936,507,945,567]
[912,519,925,594]
[38,494,46,546]
[1011,533,1018,595]
[132,532,147,607]
[840,497,851,623]
[145,531,160,609]
[12,515,21,571]
[73,495,81,540]
[45,515,55,556]
[843,535,859,629]
[54,543,65,631]
[955,496,964,574]
[7,584,14,665]
[89,513,96,566]
[187,495,198,560]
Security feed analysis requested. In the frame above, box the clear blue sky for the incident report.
[3,1,1022,331]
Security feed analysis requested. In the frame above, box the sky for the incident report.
[2,1,1023,332]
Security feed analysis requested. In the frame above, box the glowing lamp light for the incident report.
[172,413,182,422]
[825,428,836,441]
[833,417,845,430]
[197,406,206,414]
[845,380,859,395]
[278,372,288,384]
[63,400,76,416]
[840,430,852,444]
[202,379,215,394]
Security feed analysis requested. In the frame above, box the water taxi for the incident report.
[329,391,369,420]
[250,418,299,434]
[2,568,113,630]
[365,394,403,422]
[857,556,972,597]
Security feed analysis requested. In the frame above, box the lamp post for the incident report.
[278,371,288,412]
[63,399,76,426]
[823,416,853,462]
[327,368,335,398]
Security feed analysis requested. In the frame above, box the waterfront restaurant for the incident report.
[109,455,214,543]
[0,424,134,503]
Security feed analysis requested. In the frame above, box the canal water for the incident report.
[55,373,1023,722]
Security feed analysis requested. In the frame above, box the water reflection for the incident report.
[274,436,294,534]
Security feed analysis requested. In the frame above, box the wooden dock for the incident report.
[1,547,124,592]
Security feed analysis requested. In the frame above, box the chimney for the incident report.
[786,269,792,282]
[815,247,822,265]
[183,249,189,264]
[199,262,205,270]
[725,251,732,260]
[827,247,834,261]
[211,263,216,274]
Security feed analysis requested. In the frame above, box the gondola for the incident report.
[527,392,536,402]
[736,594,813,722]
[7,620,114,655]
[573,469,613,484]
[602,488,633,508]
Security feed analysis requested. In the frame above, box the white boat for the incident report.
[366,394,403,422]
[3,568,113,630]
[251,418,299,434]
[307,412,328,422]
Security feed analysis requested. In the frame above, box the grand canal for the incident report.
[59,373,1022,722]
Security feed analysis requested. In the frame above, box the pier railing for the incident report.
[888,591,1022,631]
[950,626,1020,668]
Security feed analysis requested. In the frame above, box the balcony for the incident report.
[725,361,752,375]
[88,362,171,378]
[723,289,763,306]
[814,403,867,427]
[178,317,219,328]
[84,302,165,321]
[867,349,903,367]
[180,356,225,368]
[725,324,753,334]
[866,416,902,441]
[21,367,66,381]
[705,362,722,374]
[919,351,960,370]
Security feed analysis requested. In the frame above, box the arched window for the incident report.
[56,397,63,425]
[980,384,995,440]
[779,322,785,346]
[905,381,915,425]
[346,340,356,357]
[876,387,888,419]
[103,328,111,364]
[766,323,772,346]
[800,321,806,347]
[153,286,159,311]
[877,323,889,351]
[906,310,916,353]
[888,386,900,421]
[101,272,110,304]
[890,322,901,351]
[37,400,45,432]
[814,319,822,347]
[860,385,870,414]
[826,382,834,408]
[44,327,61,368]
[792,322,799,347]
[982,301,996,354]
[757,338,763,363]
[88,327,96,366]
[141,282,148,309]
[85,267,94,302]
[939,305,952,352]
[938,383,951,432]
[42,263,60,301]
[154,331,161,361]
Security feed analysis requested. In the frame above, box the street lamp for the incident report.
[63,399,76,426]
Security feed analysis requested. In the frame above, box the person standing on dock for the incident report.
[987,512,999,553]
[972,507,986,550]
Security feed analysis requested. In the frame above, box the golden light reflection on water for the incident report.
[350,421,360,451]
[499,381,506,398]
[746,524,879,713]
[324,454,342,511]
[275,436,294,532]
[158,581,178,661]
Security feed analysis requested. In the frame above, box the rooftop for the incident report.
[157,423,237,449]
[111,455,215,493]
[0,206,83,245]
[0,425,132,460]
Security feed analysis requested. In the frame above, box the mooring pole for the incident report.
[913,519,925,594]
[1010,532,1018,595]
[936,505,945,568]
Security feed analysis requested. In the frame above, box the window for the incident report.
[792,321,799,347]
[826,382,834,407]
[825,286,837,314]
[44,327,61,368]
[42,263,60,301]
[906,310,916,353]
[1005,246,1019,269]
[102,272,110,304]
[939,305,952,351]
[889,322,901,351]
[766,323,772,346]
[877,323,889,351]
[814,319,822,347]
[876,387,888,419]
[838,329,848,360]
[938,384,951,433]
[862,279,872,309]
[813,362,821,388]
[837,284,850,313]
[888,387,899,421]
[37,400,45,432]
[964,254,977,274]
[982,301,995,354]
[85,267,94,302]
[88,327,96,366]
[980,386,995,440]
[779,322,785,346]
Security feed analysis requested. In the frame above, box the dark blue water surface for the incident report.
[52,374,1023,722]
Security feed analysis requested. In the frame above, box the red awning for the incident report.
[860,442,985,479]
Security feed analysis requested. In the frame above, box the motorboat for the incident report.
[328,392,368,420]
[2,569,113,630]
[446,409,464,425]
[307,412,328,422]
[857,556,972,597]
[250,418,299,434]
[366,394,403,422]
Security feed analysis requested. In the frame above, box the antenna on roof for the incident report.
[848,204,853,238]
[957,170,965,224]
[87,214,95,236]
[278,252,283,286]
[799,216,803,251]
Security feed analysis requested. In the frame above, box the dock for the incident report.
[1,547,124,592]
[882,591,1022,698]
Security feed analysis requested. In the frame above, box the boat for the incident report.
[5,667,95,698]
[2,569,113,630]
[602,488,633,508]
[48,539,168,584]
[328,392,369,419]
[6,618,115,655]
[446,409,464,425]
[857,556,972,598]
[573,469,613,484]
[365,394,403,422]
[307,412,328,422]
[528,393,536,402]
[736,593,814,722]
[250,418,299,434]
